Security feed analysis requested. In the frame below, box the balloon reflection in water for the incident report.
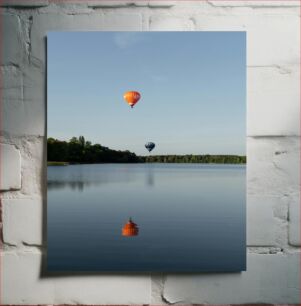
[122,218,139,237]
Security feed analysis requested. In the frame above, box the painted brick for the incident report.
[86,0,174,7]
[2,16,46,137]
[2,251,150,304]
[2,13,25,66]
[289,193,300,246]
[21,66,45,136]
[2,65,45,136]
[1,65,22,102]
[38,3,94,14]
[163,253,299,304]
[247,136,299,196]
[87,1,137,7]
[0,143,21,191]
[19,137,45,196]
[247,196,278,246]
[247,66,300,136]
[87,1,146,7]
[149,15,194,30]
[148,1,175,7]
[207,0,300,7]
[0,0,49,6]
[2,198,43,246]
[102,12,143,30]
[246,13,300,67]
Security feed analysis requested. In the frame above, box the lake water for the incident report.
[47,163,246,272]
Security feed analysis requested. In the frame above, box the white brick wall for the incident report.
[248,66,300,136]
[2,198,43,246]
[0,0,49,6]
[289,193,300,246]
[0,0,299,304]
[0,143,21,191]
[163,253,299,304]
[2,13,25,66]
[2,251,150,304]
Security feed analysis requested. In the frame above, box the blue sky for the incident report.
[48,31,246,155]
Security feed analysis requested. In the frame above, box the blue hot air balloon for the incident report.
[145,142,155,152]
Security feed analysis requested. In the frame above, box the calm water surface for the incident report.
[47,163,246,272]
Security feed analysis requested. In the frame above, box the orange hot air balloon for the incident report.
[122,218,139,237]
[123,91,141,109]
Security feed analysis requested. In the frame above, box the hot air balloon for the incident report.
[123,91,141,108]
[122,218,139,237]
[145,142,155,152]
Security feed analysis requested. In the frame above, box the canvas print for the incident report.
[47,32,246,272]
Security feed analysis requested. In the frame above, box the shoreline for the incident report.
[47,161,246,166]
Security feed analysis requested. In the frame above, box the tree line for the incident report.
[141,154,246,164]
[47,136,246,164]
[47,136,142,163]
